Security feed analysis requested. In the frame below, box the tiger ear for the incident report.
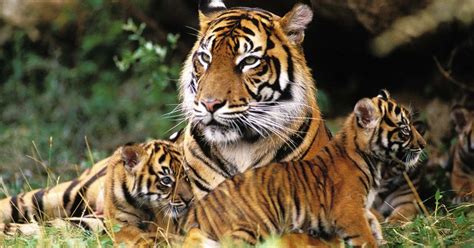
[280,3,313,44]
[121,145,144,172]
[451,105,469,133]
[355,98,380,129]
[377,89,391,100]
[198,0,227,28]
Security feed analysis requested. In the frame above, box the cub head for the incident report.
[353,90,426,168]
[451,105,474,153]
[180,0,316,144]
[120,141,193,218]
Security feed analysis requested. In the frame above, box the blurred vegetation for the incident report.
[0,0,181,195]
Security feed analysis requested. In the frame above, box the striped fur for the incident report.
[104,140,193,246]
[449,105,474,203]
[181,91,426,247]
[372,162,423,223]
[372,121,427,223]
[0,134,193,245]
[0,158,108,224]
[181,1,332,199]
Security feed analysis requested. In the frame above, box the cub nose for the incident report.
[201,98,224,113]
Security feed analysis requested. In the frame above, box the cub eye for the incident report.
[200,53,211,64]
[399,126,410,139]
[160,177,173,185]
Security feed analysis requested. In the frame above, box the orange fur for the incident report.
[182,91,426,247]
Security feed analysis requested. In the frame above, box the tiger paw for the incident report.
[3,223,41,236]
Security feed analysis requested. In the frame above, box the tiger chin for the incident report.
[104,140,193,246]
[181,90,426,248]
[181,0,332,199]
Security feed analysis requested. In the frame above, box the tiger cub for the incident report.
[0,131,184,227]
[449,105,474,203]
[181,90,426,247]
[0,139,193,247]
[104,140,193,246]
[372,121,427,223]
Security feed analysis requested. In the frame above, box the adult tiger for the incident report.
[181,0,332,199]
[181,90,426,247]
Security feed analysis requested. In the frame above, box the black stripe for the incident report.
[274,112,312,162]
[391,200,415,209]
[190,128,234,177]
[300,120,322,159]
[343,234,361,242]
[32,189,46,221]
[10,196,20,223]
[62,179,80,211]
[70,167,107,217]
[324,147,334,164]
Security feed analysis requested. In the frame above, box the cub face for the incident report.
[121,141,193,218]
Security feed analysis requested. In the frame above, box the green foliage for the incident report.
[0,2,181,196]
[383,195,474,247]
[0,225,112,248]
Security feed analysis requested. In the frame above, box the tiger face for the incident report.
[181,0,315,143]
[354,90,426,169]
[451,106,474,153]
[120,141,193,218]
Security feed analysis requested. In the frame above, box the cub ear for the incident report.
[198,0,227,28]
[377,89,391,100]
[121,145,144,172]
[354,98,380,129]
[280,3,313,44]
[451,105,469,133]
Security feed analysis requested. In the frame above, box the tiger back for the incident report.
[181,0,332,199]
[0,158,108,225]
[182,90,426,247]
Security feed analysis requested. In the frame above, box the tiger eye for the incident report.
[243,56,258,65]
[200,53,211,64]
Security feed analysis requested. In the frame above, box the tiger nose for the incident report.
[201,99,224,113]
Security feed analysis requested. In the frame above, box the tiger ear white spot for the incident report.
[377,89,391,100]
[355,98,379,129]
[280,3,313,44]
[198,0,227,27]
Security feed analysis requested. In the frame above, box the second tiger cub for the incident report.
[182,90,426,247]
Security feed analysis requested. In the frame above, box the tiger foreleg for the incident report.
[366,210,386,246]
[182,228,219,248]
[279,233,343,248]
[335,209,378,248]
